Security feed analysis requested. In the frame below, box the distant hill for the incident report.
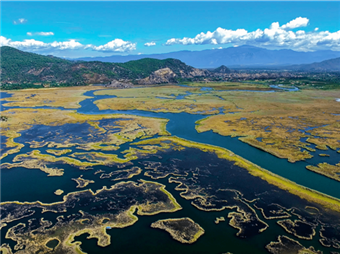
[74,45,340,68]
[2,46,338,90]
[0,46,207,88]
[211,65,231,73]
[287,57,340,72]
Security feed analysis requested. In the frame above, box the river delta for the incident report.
[1,83,340,254]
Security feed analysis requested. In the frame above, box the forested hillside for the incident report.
[0,46,201,89]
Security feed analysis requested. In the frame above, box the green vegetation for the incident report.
[0,46,198,89]
[270,76,340,90]
[0,116,8,122]
[116,58,194,78]
[3,46,339,91]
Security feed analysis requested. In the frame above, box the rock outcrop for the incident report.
[105,79,134,88]
[179,68,210,79]
[138,68,177,85]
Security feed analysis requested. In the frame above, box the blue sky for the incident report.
[1,1,340,58]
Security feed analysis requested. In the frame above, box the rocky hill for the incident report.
[211,65,231,73]
[0,46,209,89]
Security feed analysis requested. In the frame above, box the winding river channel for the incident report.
[80,89,340,199]
[1,87,340,199]
[1,87,340,254]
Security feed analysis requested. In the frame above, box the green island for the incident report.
[151,217,205,244]
[72,175,95,188]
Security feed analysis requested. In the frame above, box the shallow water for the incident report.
[1,87,340,254]
[1,90,339,199]
[78,90,340,198]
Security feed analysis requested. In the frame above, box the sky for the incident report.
[1,1,340,58]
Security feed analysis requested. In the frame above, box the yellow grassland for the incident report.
[94,85,231,114]
[0,108,169,164]
[0,244,13,254]
[306,163,340,182]
[194,89,340,166]
[94,85,201,97]
[95,85,340,168]
[2,86,105,109]
[46,149,72,156]
[183,81,272,90]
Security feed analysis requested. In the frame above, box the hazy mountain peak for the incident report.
[74,46,340,68]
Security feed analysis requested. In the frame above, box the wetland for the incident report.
[1,82,340,254]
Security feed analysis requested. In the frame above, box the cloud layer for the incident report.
[0,37,136,53]
[165,17,340,51]
[91,39,136,52]
[144,41,156,47]
[27,32,54,36]
[2,17,339,54]
[13,18,27,25]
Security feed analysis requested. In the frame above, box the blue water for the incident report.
[270,84,299,92]
[1,89,340,199]
[2,88,340,254]
[77,90,340,199]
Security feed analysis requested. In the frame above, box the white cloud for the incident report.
[0,37,83,51]
[0,36,11,45]
[165,17,340,52]
[37,32,54,36]
[13,18,27,25]
[91,39,136,52]
[50,40,83,50]
[144,41,156,47]
[281,17,309,30]
[27,32,54,36]
[0,36,136,53]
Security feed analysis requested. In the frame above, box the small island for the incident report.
[54,189,64,196]
[215,217,225,224]
[72,175,95,188]
[151,217,204,244]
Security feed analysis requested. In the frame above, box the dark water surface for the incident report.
[77,90,340,199]
[1,89,340,254]
[1,90,340,198]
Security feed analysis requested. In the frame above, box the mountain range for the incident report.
[75,45,340,69]
[1,46,339,90]
[287,57,340,72]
